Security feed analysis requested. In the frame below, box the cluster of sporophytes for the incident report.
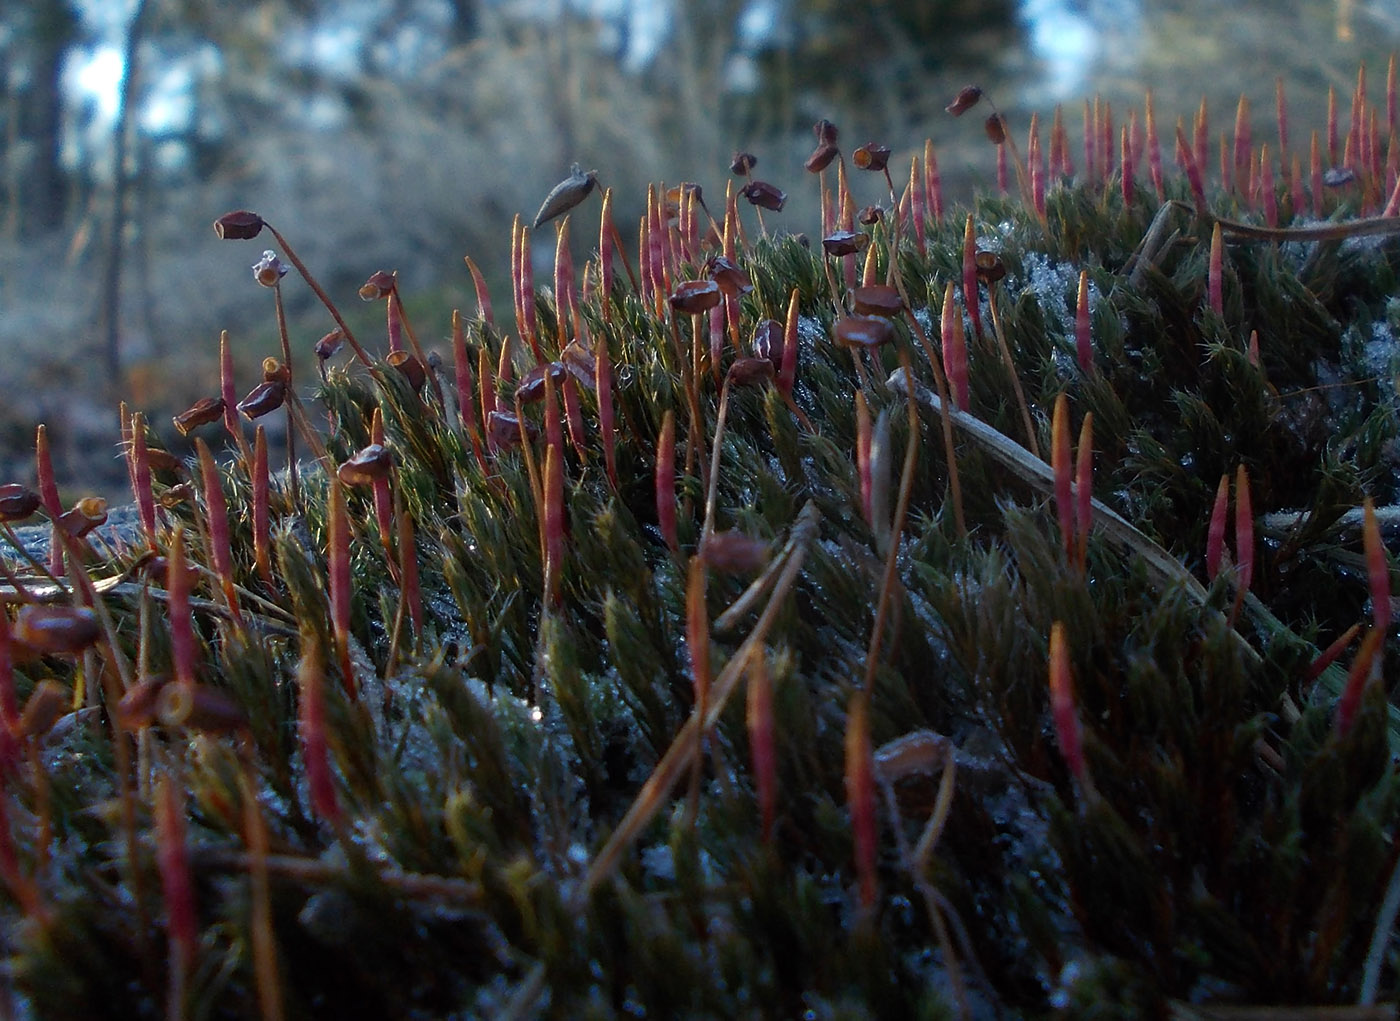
[2,65,1400,1018]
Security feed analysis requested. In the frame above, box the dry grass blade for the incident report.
[890,366,1213,607]
[573,501,820,907]
[897,362,1307,653]
[1210,211,1400,242]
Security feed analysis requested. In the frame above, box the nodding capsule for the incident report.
[0,483,41,522]
[237,381,286,420]
[13,605,101,656]
[156,682,248,734]
[668,280,723,316]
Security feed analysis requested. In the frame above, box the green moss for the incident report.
[3,84,1400,1017]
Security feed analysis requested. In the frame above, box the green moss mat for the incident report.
[1,80,1399,1017]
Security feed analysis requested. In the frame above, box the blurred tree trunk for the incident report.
[3,0,79,238]
[445,0,479,38]
[101,0,152,381]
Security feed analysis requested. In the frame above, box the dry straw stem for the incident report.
[880,738,974,1016]
[893,275,966,535]
[860,357,921,694]
[889,369,1249,652]
[1362,838,1400,1005]
[238,767,284,1021]
[896,363,1392,732]
[984,280,1039,458]
[573,500,820,907]
[268,278,301,507]
[1209,210,1400,242]
[191,848,482,903]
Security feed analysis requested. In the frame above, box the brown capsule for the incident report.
[945,85,983,117]
[172,397,225,436]
[533,163,599,229]
[730,151,758,175]
[19,680,70,739]
[852,285,903,317]
[700,529,770,574]
[814,119,839,145]
[157,682,249,733]
[140,556,200,591]
[974,250,1006,284]
[359,270,396,301]
[822,231,869,258]
[0,483,41,522]
[741,181,786,212]
[158,482,196,509]
[213,210,265,240]
[516,362,567,404]
[387,350,426,392]
[853,143,891,173]
[559,340,597,388]
[315,328,345,361]
[116,675,169,731]
[143,448,185,475]
[237,381,286,420]
[805,142,840,174]
[751,319,782,368]
[487,411,539,449]
[262,356,289,383]
[727,358,775,388]
[873,730,951,785]
[664,183,703,219]
[252,250,288,287]
[857,205,884,226]
[705,255,753,296]
[984,113,1007,145]
[156,681,195,727]
[834,315,895,349]
[669,279,724,315]
[13,605,101,656]
[57,496,108,538]
[337,444,394,486]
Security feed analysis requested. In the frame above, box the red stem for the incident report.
[1052,395,1074,560]
[845,691,878,912]
[196,439,241,623]
[656,411,678,553]
[1206,473,1229,581]
[264,222,370,367]
[1048,622,1087,784]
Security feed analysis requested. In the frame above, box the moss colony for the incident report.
[2,71,1400,1018]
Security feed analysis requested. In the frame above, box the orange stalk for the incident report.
[1048,621,1087,785]
[1052,394,1074,560]
[844,691,878,913]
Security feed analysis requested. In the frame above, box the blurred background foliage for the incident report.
[1,0,1399,498]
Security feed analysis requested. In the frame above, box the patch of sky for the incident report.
[562,0,678,73]
[1018,0,1142,103]
[366,5,454,74]
[139,61,197,136]
[282,13,371,80]
[738,0,781,48]
[64,0,148,126]
[69,44,124,121]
